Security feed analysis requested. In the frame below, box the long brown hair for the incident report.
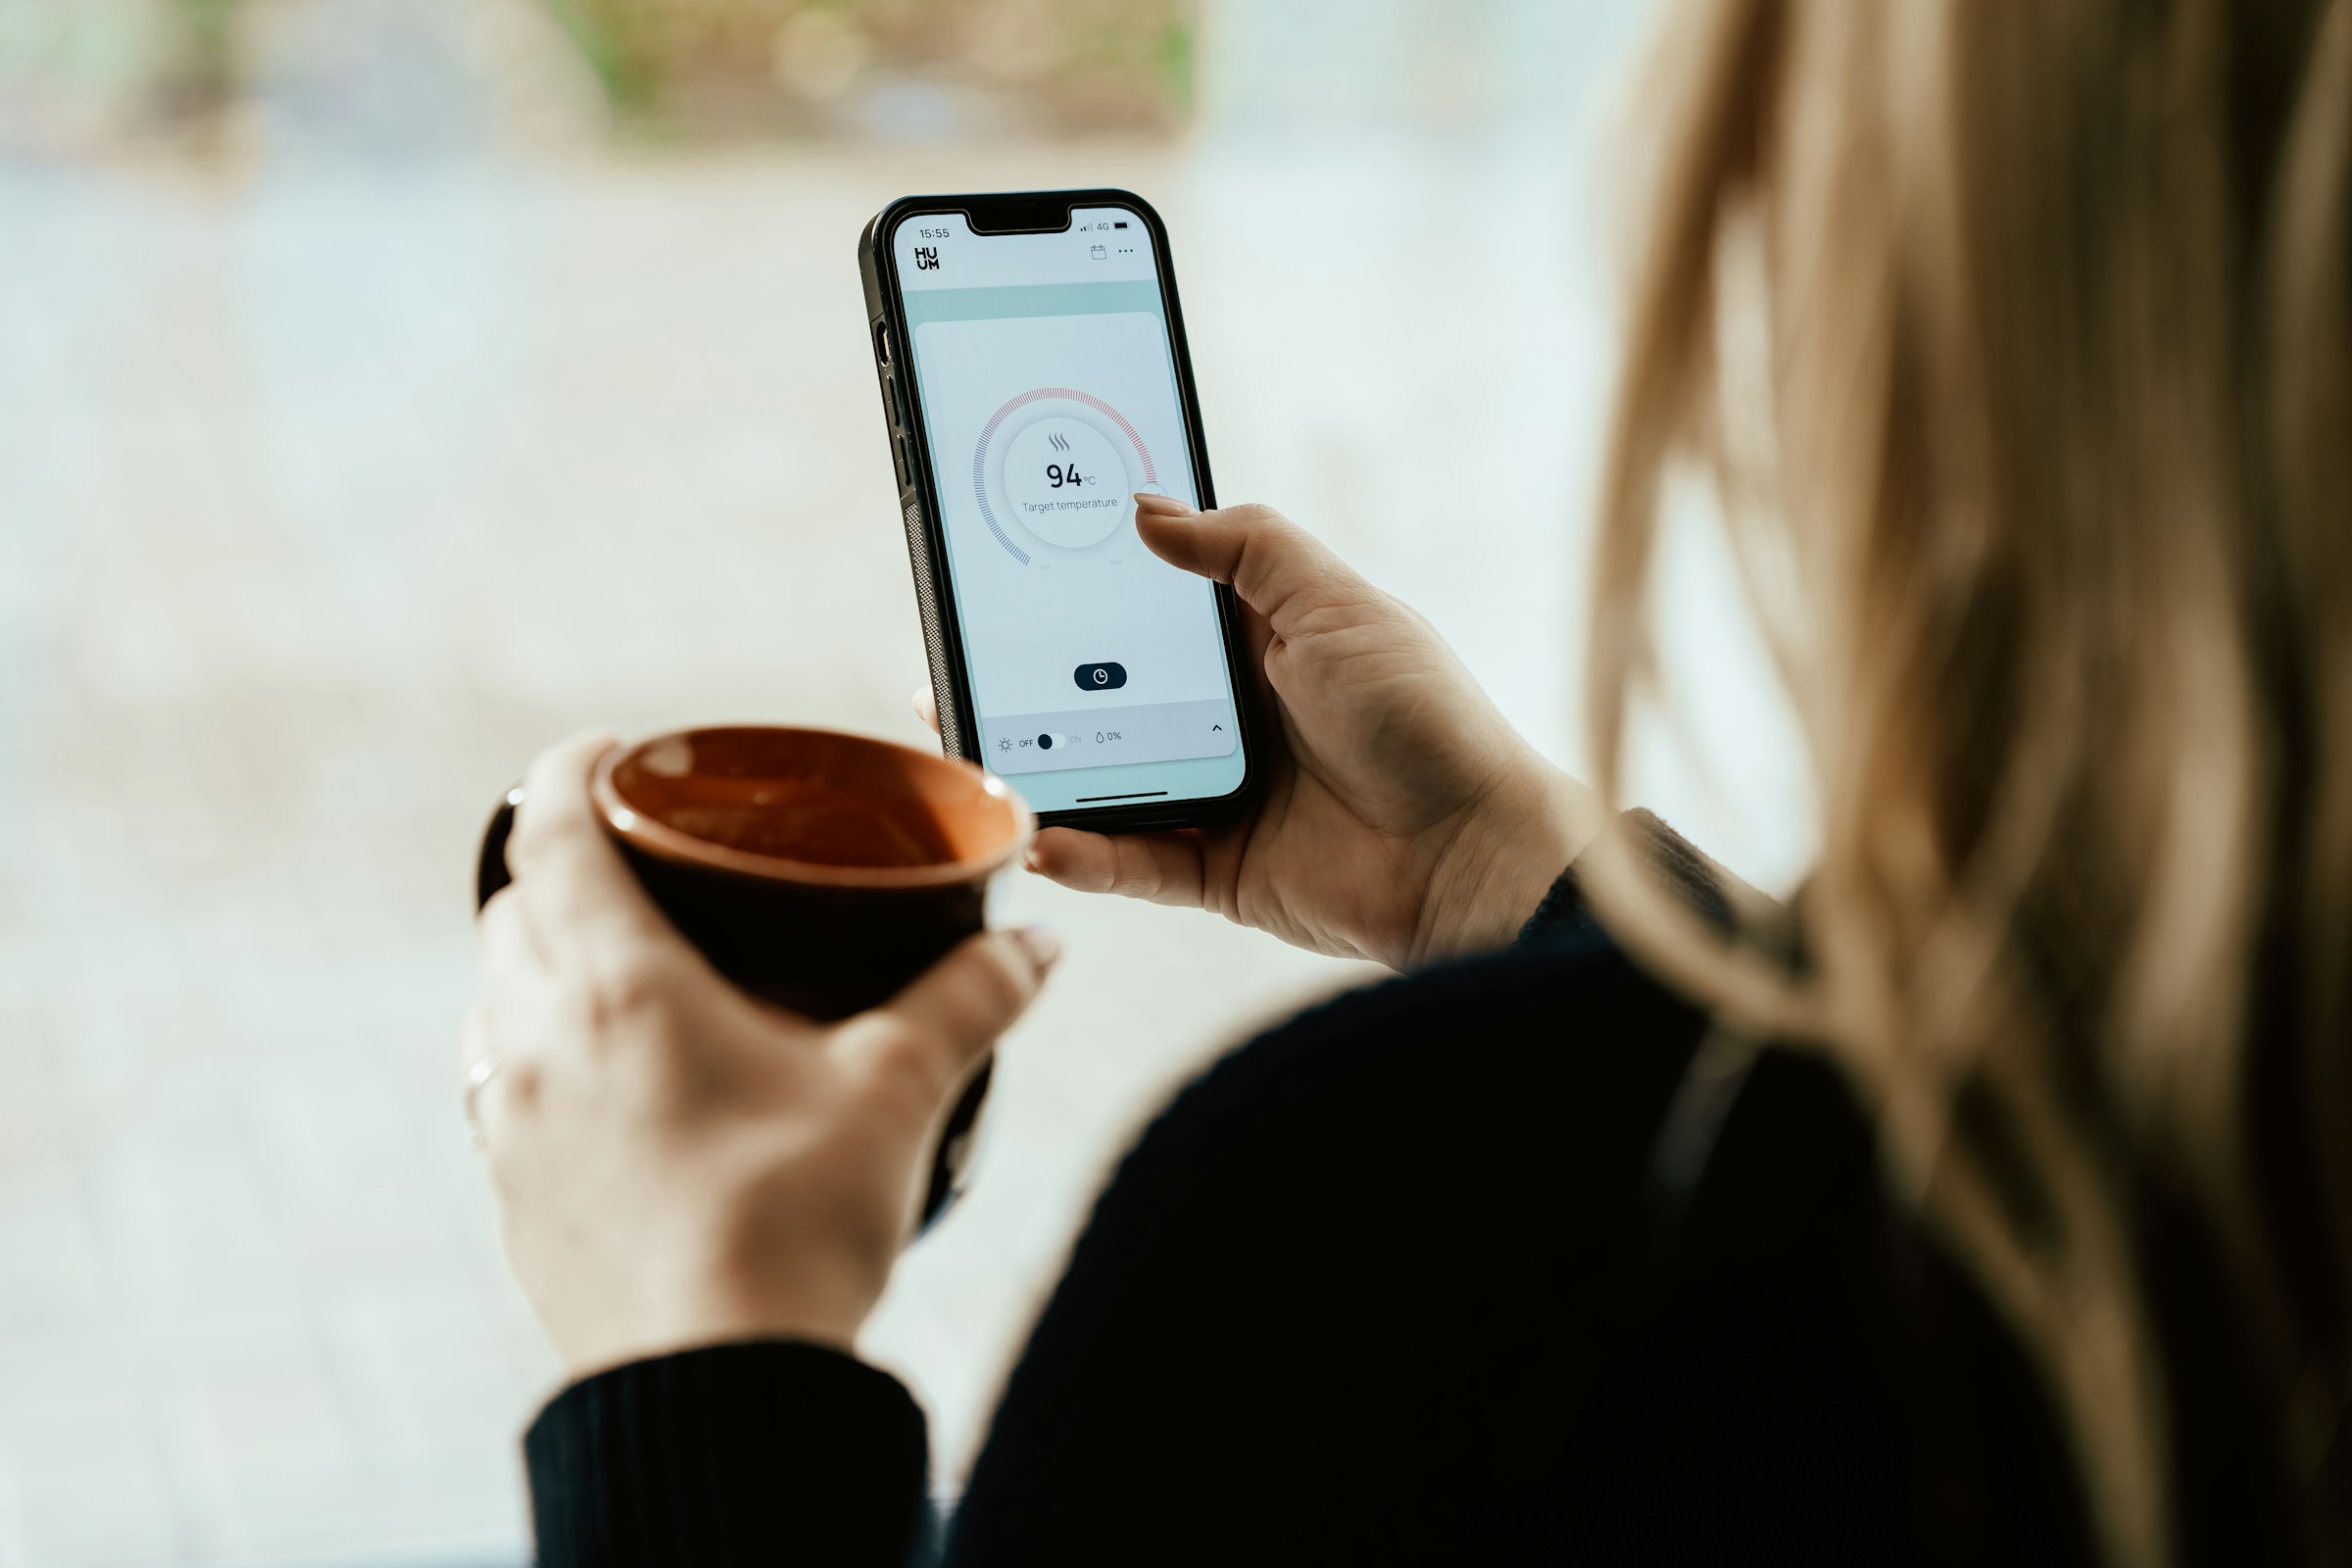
[1585,1,2352,1561]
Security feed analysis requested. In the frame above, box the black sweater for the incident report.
[522,823,2285,1565]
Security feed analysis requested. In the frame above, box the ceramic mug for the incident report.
[476,724,1035,1229]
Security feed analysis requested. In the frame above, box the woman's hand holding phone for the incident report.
[933,497,1598,969]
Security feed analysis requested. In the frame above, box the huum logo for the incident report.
[914,246,940,271]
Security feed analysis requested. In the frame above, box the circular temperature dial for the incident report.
[970,388,1159,565]
[1002,418,1127,550]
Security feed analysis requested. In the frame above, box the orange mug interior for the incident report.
[592,726,1033,889]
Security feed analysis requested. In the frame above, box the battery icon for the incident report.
[1113,220,1130,229]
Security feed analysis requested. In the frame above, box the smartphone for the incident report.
[857,189,1257,831]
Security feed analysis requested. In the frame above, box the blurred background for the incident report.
[0,0,1809,1562]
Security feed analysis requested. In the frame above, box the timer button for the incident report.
[1075,662,1127,691]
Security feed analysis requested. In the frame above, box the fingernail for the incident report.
[1013,924,1063,969]
[1134,491,1193,514]
[1022,845,1043,872]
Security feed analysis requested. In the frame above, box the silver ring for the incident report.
[464,1054,505,1151]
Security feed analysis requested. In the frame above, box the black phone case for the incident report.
[856,188,1259,833]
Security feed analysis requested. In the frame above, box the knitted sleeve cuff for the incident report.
[1516,808,1741,949]
[524,1339,932,1568]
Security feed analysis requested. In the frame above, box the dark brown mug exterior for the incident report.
[474,725,1034,1231]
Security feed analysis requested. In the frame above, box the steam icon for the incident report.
[1048,432,1071,452]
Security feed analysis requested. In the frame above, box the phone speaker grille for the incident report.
[903,498,966,757]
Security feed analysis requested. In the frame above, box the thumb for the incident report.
[1134,499,1373,640]
[834,927,1061,1104]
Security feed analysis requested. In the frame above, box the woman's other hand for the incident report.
[924,500,1595,968]
[466,731,1058,1378]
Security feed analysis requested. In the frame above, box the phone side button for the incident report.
[891,432,912,485]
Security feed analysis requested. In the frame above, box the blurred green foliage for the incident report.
[546,0,1196,137]
[121,0,1193,146]
[160,0,241,120]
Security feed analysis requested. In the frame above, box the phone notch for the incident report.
[963,197,1073,236]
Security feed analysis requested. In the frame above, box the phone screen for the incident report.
[887,205,1246,815]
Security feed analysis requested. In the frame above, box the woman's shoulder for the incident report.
[958,914,2096,1564]
[1130,914,1716,1180]
[1122,808,1747,1158]
[955,930,1723,1562]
